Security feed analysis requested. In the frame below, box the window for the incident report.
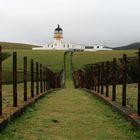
[97,46,99,48]
[51,45,53,47]
[67,44,69,48]
[48,45,49,47]
[85,46,94,49]
[64,44,65,47]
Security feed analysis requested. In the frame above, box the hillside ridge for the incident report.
[0,42,41,49]
[113,42,140,50]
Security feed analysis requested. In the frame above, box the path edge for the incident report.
[0,88,61,132]
[82,88,140,129]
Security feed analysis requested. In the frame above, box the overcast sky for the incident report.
[0,0,140,47]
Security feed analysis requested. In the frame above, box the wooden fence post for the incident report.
[31,59,34,97]
[101,62,104,94]
[112,58,116,101]
[92,69,95,90]
[95,67,97,91]
[51,72,53,89]
[49,71,52,89]
[47,69,50,89]
[122,54,127,106]
[40,64,43,93]
[45,68,48,91]
[106,61,109,97]
[13,52,17,107]
[97,64,100,93]
[138,48,140,115]
[24,57,27,101]
[55,74,57,88]
[52,72,54,89]
[44,66,46,92]
[0,46,2,115]
[42,65,44,92]
[58,74,60,88]
[53,72,55,89]
[36,62,39,95]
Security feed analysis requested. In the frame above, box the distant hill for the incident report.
[0,42,42,50]
[103,46,113,49]
[113,43,140,50]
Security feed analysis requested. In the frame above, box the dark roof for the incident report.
[55,24,63,32]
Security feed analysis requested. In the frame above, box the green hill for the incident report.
[2,49,64,84]
[113,42,140,50]
[0,42,64,84]
[0,42,41,50]
[73,50,137,70]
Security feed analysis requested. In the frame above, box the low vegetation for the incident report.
[0,42,40,50]
[1,88,140,140]
[2,49,64,84]
[108,83,138,111]
[1,52,140,140]
[1,52,11,61]
[72,50,137,70]
[2,82,33,112]
[3,49,64,71]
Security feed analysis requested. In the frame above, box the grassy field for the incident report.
[1,44,140,139]
[0,42,64,83]
[1,88,140,140]
[3,49,64,71]
[1,52,140,140]
[73,50,137,70]
[2,82,35,112]
[2,49,64,84]
[107,84,138,111]
[0,42,40,50]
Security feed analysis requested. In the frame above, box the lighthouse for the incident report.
[53,24,63,48]
[32,24,112,51]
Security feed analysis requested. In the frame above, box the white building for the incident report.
[32,25,112,51]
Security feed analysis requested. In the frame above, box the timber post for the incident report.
[13,52,17,107]
[23,56,27,101]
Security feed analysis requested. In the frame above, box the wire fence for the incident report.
[73,48,140,116]
[0,45,63,115]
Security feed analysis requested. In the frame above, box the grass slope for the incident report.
[3,50,64,71]
[114,42,140,50]
[2,49,64,84]
[1,89,140,140]
[0,52,140,139]
[73,50,137,70]
[0,41,64,83]
[0,42,40,50]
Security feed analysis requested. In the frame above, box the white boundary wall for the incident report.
[32,43,112,51]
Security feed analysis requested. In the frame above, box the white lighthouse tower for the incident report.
[53,24,63,49]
